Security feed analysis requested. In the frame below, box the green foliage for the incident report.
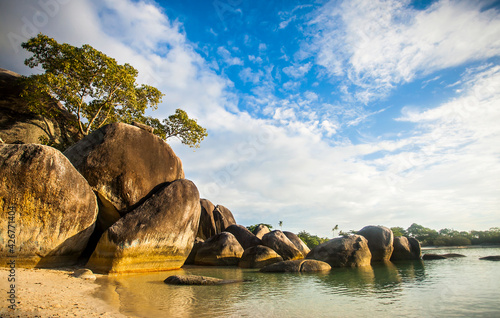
[406,223,500,246]
[143,109,207,148]
[297,231,329,249]
[391,226,408,237]
[21,34,206,148]
[246,223,273,233]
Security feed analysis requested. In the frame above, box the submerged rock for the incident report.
[422,254,448,260]
[358,225,394,262]
[306,235,372,267]
[262,230,304,261]
[164,275,247,285]
[391,237,422,261]
[224,224,262,250]
[239,245,283,268]
[260,259,331,273]
[194,232,244,266]
[479,255,500,261]
[0,144,97,267]
[442,253,466,258]
[87,179,200,273]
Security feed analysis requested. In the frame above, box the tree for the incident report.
[246,223,273,233]
[332,224,339,237]
[278,221,283,230]
[297,231,329,249]
[21,33,206,148]
[391,226,407,237]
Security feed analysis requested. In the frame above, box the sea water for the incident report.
[94,247,500,318]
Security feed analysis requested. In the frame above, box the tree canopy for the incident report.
[21,33,206,148]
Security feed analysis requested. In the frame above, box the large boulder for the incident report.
[261,230,304,261]
[194,232,244,266]
[184,237,204,265]
[391,236,422,261]
[224,224,262,250]
[260,259,331,273]
[0,144,97,267]
[0,68,81,148]
[238,245,283,268]
[196,199,217,240]
[86,179,200,273]
[64,122,184,218]
[284,231,310,257]
[213,205,236,231]
[306,235,372,268]
[253,224,271,239]
[357,225,394,262]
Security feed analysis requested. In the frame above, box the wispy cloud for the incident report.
[306,0,500,102]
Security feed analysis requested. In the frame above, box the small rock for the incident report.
[441,253,466,258]
[422,253,448,260]
[164,275,247,285]
[260,259,331,273]
[72,269,96,280]
[479,255,500,261]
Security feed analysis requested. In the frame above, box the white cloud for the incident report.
[307,0,500,102]
[217,46,244,66]
[282,62,312,78]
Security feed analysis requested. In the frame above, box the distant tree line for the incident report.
[392,223,500,247]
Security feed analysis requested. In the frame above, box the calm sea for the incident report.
[95,247,500,318]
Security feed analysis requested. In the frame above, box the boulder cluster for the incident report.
[0,96,422,273]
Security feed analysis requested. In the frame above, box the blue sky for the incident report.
[1,0,500,237]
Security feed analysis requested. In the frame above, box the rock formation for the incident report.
[194,232,244,266]
[261,230,304,261]
[0,144,97,267]
[260,259,331,273]
[253,224,271,239]
[86,179,200,273]
[357,225,394,262]
[390,236,422,261]
[224,224,262,250]
[213,205,236,232]
[306,235,372,267]
[197,199,217,240]
[284,231,310,257]
[238,245,283,268]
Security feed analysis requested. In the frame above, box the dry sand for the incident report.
[0,267,129,318]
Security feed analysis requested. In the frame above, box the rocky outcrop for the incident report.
[423,253,466,260]
[253,224,271,239]
[261,230,304,261]
[391,236,422,261]
[0,144,97,267]
[184,237,204,265]
[86,179,200,273]
[358,225,394,262]
[0,68,80,148]
[197,199,217,240]
[284,231,310,257]
[306,235,372,267]
[164,275,247,285]
[260,259,331,273]
[64,122,184,218]
[238,245,283,268]
[224,225,262,250]
[213,205,236,232]
[194,232,244,266]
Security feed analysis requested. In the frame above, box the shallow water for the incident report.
[95,247,500,318]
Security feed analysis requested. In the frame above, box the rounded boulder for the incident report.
[194,232,244,266]
[306,235,372,267]
[260,259,331,273]
[357,225,394,262]
[0,144,98,267]
[262,230,304,261]
[239,245,283,268]
[391,236,422,261]
[224,224,262,250]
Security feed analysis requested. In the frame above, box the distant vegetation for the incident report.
[297,231,329,249]
[246,223,273,233]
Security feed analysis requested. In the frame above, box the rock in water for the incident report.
[239,245,283,268]
[164,275,247,285]
[422,254,448,260]
[224,224,262,250]
[260,259,331,273]
[479,256,500,261]
[196,199,217,240]
[391,236,422,261]
[0,144,98,267]
[306,235,372,267]
[86,179,200,273]
[194,232,244,266]
[64,122,184,218]
[253,224,271,239]
[357,225,394,262]
[261,230,304,261]
[284,231,311,257]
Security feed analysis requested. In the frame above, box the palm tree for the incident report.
[332,224,339,237]
[279,221,283,230]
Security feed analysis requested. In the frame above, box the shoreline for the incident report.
[421,244,500,250]
[0,267,128,318]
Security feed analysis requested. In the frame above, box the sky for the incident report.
[1,0,500,237]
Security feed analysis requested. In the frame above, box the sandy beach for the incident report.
[0,267,128,318]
